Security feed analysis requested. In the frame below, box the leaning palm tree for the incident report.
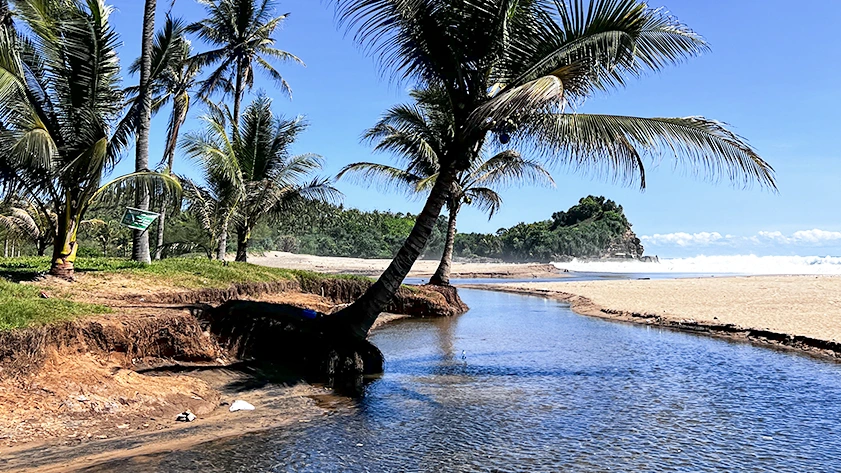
[328,0,776,347]
[188,0,304,124]
[0,0,179,278]
[339,89,554,285]
[129,16,202,259]
[182,96,340,263]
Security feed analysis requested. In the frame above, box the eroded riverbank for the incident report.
[68,289,841,472]
[0,275,465,465]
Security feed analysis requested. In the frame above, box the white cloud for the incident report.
[643,229,841,248]
[791,229,841,243]
[641,232,725,247]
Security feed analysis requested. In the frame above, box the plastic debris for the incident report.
[229,400,255,412]
[176,411,197,422]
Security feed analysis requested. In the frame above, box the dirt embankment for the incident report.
[0,277,467,459]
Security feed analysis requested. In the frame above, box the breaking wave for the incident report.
[552,255,841,275]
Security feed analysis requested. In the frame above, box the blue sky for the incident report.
[107,0,841,258]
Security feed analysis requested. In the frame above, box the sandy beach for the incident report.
[473,276,841,355]
[249,251,565,279]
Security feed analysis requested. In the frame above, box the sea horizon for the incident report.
[552,254,841,275]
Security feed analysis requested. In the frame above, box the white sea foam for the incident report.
[552,255,841,275]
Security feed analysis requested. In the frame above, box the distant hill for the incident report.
[453,195,645,263]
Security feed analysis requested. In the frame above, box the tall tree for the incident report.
[339,89,554,285]
[329,0,776,345]
[129,16,201,259]
[188,0,303,124]
[0,0,179,278]
[181,96,340,263]
[132,0,158,264]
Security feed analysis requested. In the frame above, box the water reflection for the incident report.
[83,289,841,472]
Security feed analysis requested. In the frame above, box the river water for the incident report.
[84,288,841,472]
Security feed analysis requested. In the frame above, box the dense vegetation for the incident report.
[66,196,632,264]
[454,196,635,262]
[67,201,448,261]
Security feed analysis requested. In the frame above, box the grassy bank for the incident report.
[0,279,111,330]
[0,256,370,331]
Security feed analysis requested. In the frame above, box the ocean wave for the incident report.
[551,255,841,275]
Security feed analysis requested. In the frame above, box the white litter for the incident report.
[176,411,196,422]
[229,400,255,412]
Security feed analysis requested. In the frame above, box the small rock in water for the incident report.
[176,411,197,422]
[229,400,255,412]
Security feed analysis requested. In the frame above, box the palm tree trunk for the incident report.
[330,164,459,340]
[154,206,166,260]
[216,227,228,261]
[155,98,187,261]
[132,0,156,264]
[235,227,248,262]
[429,203,459,286]
[50,212,79,280]
[3,238,7,258]
[233,57,244,126]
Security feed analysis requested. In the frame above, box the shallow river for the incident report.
[86,289,841,472]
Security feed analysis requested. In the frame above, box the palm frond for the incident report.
[520,113,776,190]
[90,171,183,212]
[463,186,503,219]
[471,150,556,189]
[337,162,424,195]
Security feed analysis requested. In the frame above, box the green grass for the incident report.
[0,256,373,331]
[0,256,371,289]
[0,279,111,331]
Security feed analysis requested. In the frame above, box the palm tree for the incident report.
[129,16,201,259]
[180,176,233,260]
[188,0,304,124]
[328,0,776,344]
[132,0,158,264]
[0,200,55,256]
[0,0,179,278]
[181,96,340,263]
[338,89,554,285]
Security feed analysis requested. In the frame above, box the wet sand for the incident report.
[248,251,565,279]
[471,276,841,355]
